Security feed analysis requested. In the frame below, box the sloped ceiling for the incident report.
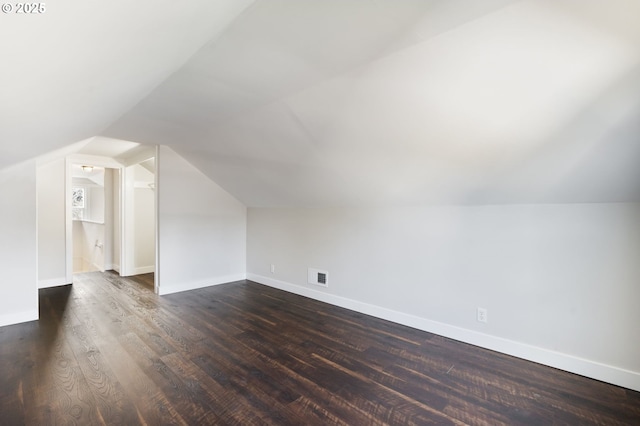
[3,0,640,207]
[0,0,255,168]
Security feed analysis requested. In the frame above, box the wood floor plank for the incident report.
[0,322,35,425]
[65,275,190,425]
[160,351,256,425]
[24,288,104,425]
[66,323,144,424]
[0,271,638,425]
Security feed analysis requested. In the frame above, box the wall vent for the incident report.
[308,268,329,287]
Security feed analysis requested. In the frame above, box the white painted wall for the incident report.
[37,158,67,288]
[72,220,83,273]
[73,221,105,273]
[121,164,137,276]
[103,168,114,270]
[134,186,155,274]
[247,203,640,391]
[87,185,105,223]
[133,163,155,273]
[121,163,155,276]
[112,169,121,272]
[70,167,111,274]
[0,161,38,326]
[157,146,246,295]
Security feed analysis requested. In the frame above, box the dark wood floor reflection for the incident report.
[1,272,638,425]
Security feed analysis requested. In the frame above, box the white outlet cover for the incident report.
[477,307,488,323]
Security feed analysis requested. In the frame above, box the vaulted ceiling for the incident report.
[2,0,640,206]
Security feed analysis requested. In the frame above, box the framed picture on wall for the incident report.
[72,187,85,208]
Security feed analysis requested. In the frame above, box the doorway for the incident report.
[120,158,156,277]
[71,165,110,273]
[65,154,157,291]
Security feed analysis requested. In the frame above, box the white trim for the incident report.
[112,264,120,273]
[66,154,125,169]
[247,273,640,393]
[0,309,38,327]
[158,273,246,296]
[65,157,73,284]
[154,145,160,295]
[133,265,155,275]
[74,219,104,225]
[38,277,70,289]
[121,145,156,167]
[66,155,125,282]
[120,165,131,276]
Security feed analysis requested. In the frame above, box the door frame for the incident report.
[65,149,158,293]
[65,154,123,283]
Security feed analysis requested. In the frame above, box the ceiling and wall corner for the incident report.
[1,0,638,207]
[101,0,640,208]
[0,0,256,170]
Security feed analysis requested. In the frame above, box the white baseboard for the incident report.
[158,273,247,296]
[118,265,155,277]
[112,264,120,273]
[0,309,38,327]
[247,273,640,393]
[38,277,71,289]
[134,265,155,275]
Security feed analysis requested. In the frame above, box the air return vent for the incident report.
[308,268,329,287]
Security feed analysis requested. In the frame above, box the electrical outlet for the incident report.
[477,307,488,323]
[270,264,275,274]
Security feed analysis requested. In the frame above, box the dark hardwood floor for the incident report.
[1,272,638,425]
